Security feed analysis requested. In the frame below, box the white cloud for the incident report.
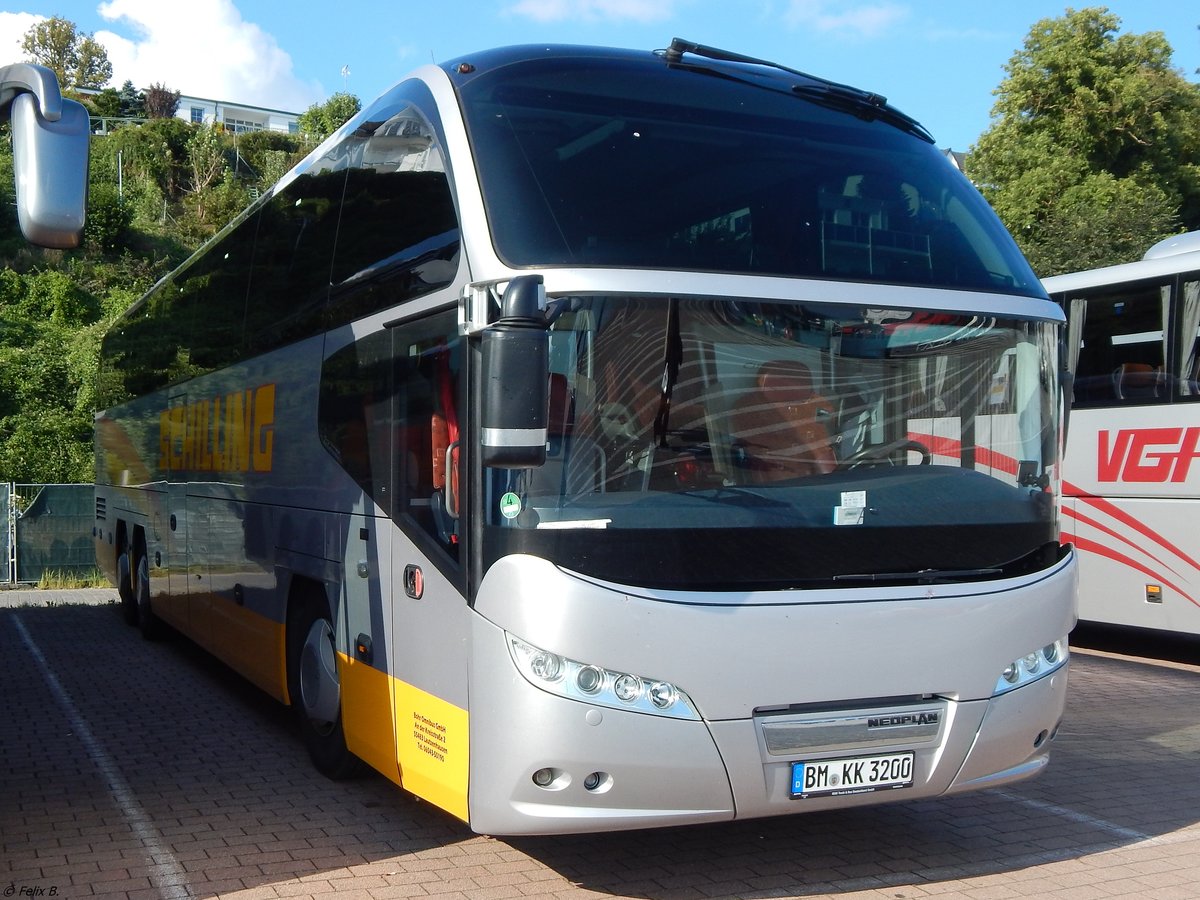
[0,12,44,65]
[95,0,320,112]
[784,0,908,38]
[506,0,679,24]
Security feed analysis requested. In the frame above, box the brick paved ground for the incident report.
[3,590,1200,899]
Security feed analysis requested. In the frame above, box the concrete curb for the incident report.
[0,587,119,608]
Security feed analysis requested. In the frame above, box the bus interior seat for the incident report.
[1112,362,1162,400]
[731,360,837,480]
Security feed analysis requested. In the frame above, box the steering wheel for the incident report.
[839,438,931,470]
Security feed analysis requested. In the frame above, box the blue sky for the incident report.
[1,1,1197,151]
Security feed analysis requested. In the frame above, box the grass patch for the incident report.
[35,568,111,589]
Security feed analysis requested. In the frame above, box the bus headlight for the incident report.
[993,637,1068,696]
[508,634,701,720]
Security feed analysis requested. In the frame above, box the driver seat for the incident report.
[732,361,837,480]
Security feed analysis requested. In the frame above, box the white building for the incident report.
[177,93,300,134]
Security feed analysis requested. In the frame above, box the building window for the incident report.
[223,117,264,133]
[190,107,204,124]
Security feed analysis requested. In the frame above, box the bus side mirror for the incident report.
[480,275,549,468]
[1,63,89,249]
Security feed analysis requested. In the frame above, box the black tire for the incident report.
[116,542,138,626]
[134,540,165,641]
[287,586,360,779]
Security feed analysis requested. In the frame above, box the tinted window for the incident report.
[319,310,463,568]
[244,169,346,352]
[458,55,1041,297]
[97,214,255,404]
[100,82,461,406]
[1070,284,1167,406]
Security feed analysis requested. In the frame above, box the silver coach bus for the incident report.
[94,41,1076,834]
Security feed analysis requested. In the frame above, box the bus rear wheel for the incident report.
[134,539,165,641]
[287,587,360,779]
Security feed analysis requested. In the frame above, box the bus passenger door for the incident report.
[386,311,471,823]
[337,506,400,782]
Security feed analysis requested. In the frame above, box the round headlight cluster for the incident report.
[508,635,700,720]
[994,637,1069,696]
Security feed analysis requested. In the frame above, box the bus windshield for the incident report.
[457,53,1043,298]
[484,295,1061,590]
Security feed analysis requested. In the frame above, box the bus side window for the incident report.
[1072,285,1166,406]
[326,94,461,327]
[246,167,348,353]
[1179,279,1200,398]
[318,330,393,515]
[318,311,462,569]
[391,312,462,565]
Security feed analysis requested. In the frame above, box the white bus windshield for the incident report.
[484,295,1061,590]
[457,52,1043,298]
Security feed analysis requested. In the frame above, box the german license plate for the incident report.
[791,751,914,798]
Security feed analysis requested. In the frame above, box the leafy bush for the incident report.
[82,183,134,252]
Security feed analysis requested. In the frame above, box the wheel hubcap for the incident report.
[299,618,340,733]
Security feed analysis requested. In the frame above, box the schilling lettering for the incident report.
[158,383,275,475]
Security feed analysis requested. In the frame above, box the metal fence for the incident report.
[2,484,95,584]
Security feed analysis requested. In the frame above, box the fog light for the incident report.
[583,771,612,793]
[532,767,554,787]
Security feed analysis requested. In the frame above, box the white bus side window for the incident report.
[1071,283,1167,406]
[1179,279,1200,397]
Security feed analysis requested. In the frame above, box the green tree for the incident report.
[89,87,122,118]
[298,92,361,141]
[231,129,304,192]
[105,116,193,203]
[186,123,230,224]
[966,7,1200,275]
[0,270,105,483]
[20,15,112,90]
[118,80,145,119]
[0,123,199,486]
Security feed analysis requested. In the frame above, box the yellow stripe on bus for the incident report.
[392,679,470,823]
[337,651,402,786]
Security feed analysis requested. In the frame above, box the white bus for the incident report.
[93,40,1075,835]
[1045,231,1200,636]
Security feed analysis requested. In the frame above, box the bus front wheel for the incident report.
[287,586,360,780]
[116,539,137,626]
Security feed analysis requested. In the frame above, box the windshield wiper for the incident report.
[652,297,682,448]
[662,37,934,143]
[834,567,1003,585]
